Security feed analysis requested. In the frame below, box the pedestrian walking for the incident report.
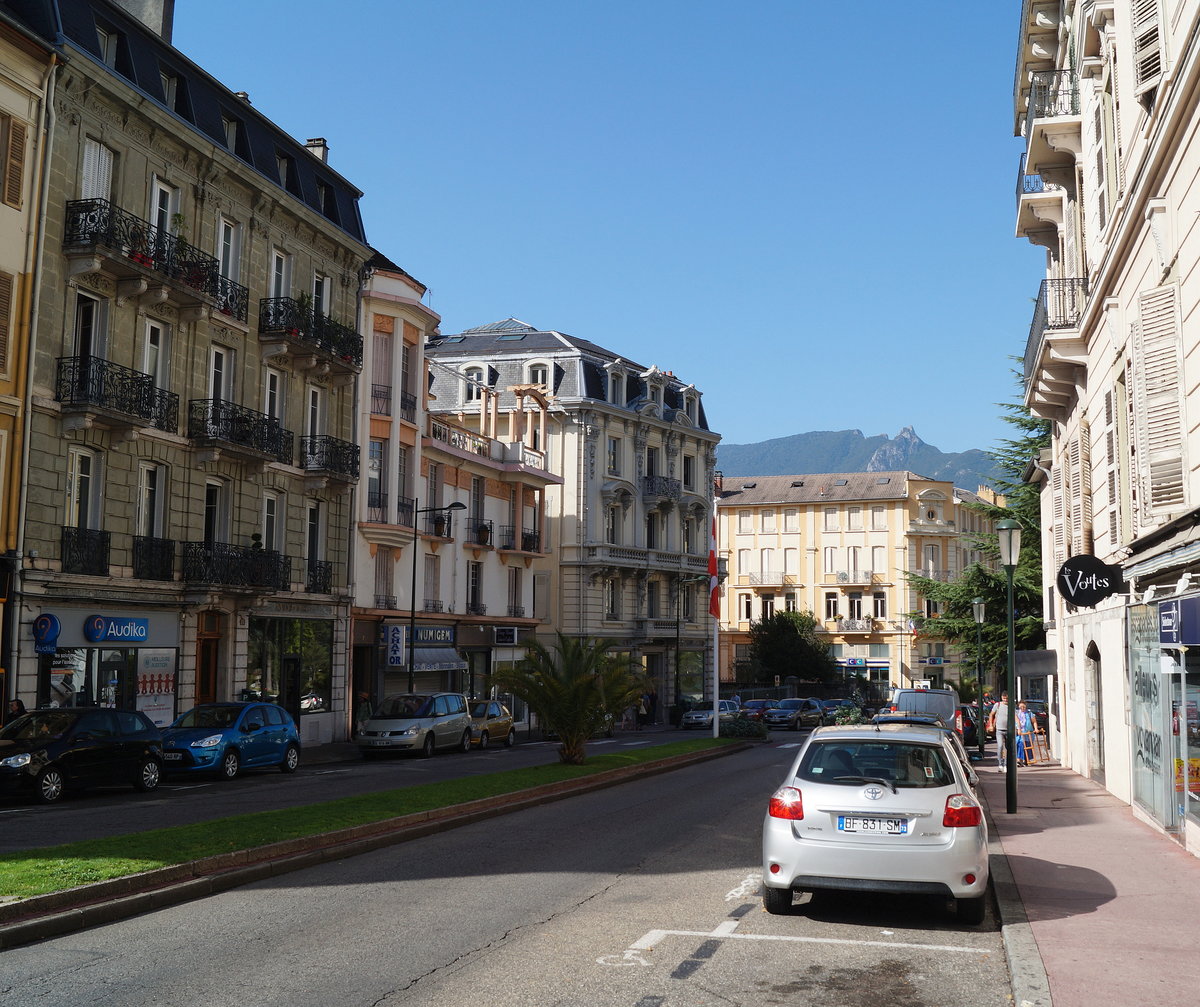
[989,692,1010,769]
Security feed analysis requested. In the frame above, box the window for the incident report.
[922,544,940,576]
[209,345,232,400]
[306,386,323,439]
[218,217,240,280]
[784,508,799,532]
[95,25,117,66]
[464,366,484,402]
[271,249,291,299]
[824,592,838,620]
[784,547,798,576]
[203,481,227,543]
[221,115,238,150]
[424,553,441,607]
[646,580,660,618]
[263,493,281,551]
[508,566,522,613]
[848,506,863,531]
[81,138,114,200]
[847,592,863,619]
[683,394,697,422]
[1,113,27,209]
[467,561,483,611]
[761,509,776,533]
[872,545,886,575]
[737,548,750,573]
[823,546,836,573]
[159,71,178,111]
[313,273,330,316]
[150,177,179,236]
[605,506,620,545]
[73,291,106,358]
[873,592,887,618]
[397,444,410,500]
[924,598,940,618]
[136,463,165,538]
[823,506,837,531]
[739,594,752,621]
[784,592,797,612]
[528,363,548,386]
[683,455,695,490]
[0,271,11,371]
[646,512,659,549]
[264,367,283,421]
[645,446,659,477]
[869,643,890,659]
[605,577,621,619]
[142,319,168,386]
[847,546,862,575]
[367,439,386,517]
[607,436,621,474]
[760,548,774,575]
[682,516,694,554]
[762,594,775,619]
[307,502,322,564]
[871,505,885,530]
[737,510,751,534]
[276,153,290,189]
[682,584,695,621]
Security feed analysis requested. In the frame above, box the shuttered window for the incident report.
[1132,285,1185,516]
[2,116,26,209]
[1132,0,1164,95]
[1052,464,1065,570]
[0,271,11,372]
[1079,422,1093,554]
[81,139,114,200]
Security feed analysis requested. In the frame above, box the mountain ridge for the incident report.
[716,426,999,491]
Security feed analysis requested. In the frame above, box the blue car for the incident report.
[162,702,301,779]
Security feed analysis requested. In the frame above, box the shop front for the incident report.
[379,622,468,696]
[1153,595,1200,851]
[31,608,179,727]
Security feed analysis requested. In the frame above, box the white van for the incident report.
[885,687,962,734]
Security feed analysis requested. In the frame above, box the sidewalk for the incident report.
[975,757,1200,1007]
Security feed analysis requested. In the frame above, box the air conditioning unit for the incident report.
[494,627,517,645]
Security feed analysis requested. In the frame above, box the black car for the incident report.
[0,707,163,803]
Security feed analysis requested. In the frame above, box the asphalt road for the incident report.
[0,742,1012,1007]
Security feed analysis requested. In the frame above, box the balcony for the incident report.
[581,543,707,574]
[642,475,681,504]
[258,296,363,374]
[1015,153,1067,243]
[182,542,290,591]
[1023,277,1088,419]
[745,571,797,587]
[397,496,414,527]
[63,199,248,321]
[498,525,541,553]
[188,399,294,465]
[909,567,953,582]
[305,559,333,594]
[133,535,174,581]
[831,570,875,586]
[371,384,392,416]
[508,604,526,618]
[374,595,398,610]
[424,511,457,538]
[56,356,178,434]
[366,490,389,524]
[466,518,494,547]
[465,602,487,616]
[429,416,490,457]
[1024,69,1081,174]
[300,435,359,484]
[61,526,109,576]
[423,599,444,613]
[835,618,874,634]
[399,391,417,424]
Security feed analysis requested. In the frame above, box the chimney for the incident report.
[108,0,175,42]
[305,138,329,163]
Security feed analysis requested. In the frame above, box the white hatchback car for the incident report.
[761,723,989,923]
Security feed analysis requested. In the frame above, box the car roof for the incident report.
[810,723,953,744]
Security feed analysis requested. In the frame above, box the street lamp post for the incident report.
[408,499,466,693]
[972,596,986,760]
[996,519,1021,814]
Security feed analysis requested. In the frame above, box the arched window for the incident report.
[528,362,549,387]
[464,366,484,402]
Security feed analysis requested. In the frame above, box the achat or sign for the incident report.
[1056,555,1125,608]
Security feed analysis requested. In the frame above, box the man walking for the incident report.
[990,691,1010,769]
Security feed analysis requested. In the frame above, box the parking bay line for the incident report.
[628,923,985,956]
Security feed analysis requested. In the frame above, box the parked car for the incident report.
[680,700,740,730]
[163,702,301,779]
[470,700,516,749]
[885,687,963,734]
[763,698,825,731]
[0,707,163,803]
[959,705,993,748]
[740,699,780,722]
[761,723,989,924]
[358,693,471,757]
[818,698,861,725]
[872,713,979,774]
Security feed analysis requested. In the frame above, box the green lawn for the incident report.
[0,737,735,900]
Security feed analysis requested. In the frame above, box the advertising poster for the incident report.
[136,648,177,726]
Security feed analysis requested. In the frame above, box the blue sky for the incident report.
[175,1,1040,455]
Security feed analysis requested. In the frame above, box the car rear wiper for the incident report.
[831,775,897,794]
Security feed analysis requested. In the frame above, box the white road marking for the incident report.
[627,923,983,955]
[725,872,762,901]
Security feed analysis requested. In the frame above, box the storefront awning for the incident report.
[400,647,467,672]
[1016,650,1057,678]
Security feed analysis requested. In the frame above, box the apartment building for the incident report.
[6,0,369,744]
[715,473,991,694]
[426,319,721,718]
[351,267,560,717]
[1015,0,1200,851]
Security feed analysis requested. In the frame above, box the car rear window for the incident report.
[890,692,956,721]
[798,740,954,789]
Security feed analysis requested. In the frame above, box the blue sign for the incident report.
[84,615,149,643]
[386,625,407,666]
[1159,596,1200,646]
[32,613,61,654]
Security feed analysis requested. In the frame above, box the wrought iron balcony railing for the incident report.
[258,297,363,368]
[182,541,290,590]
[63,199,249,321]
[188,399,293,464]
[399,391,417,423]
[465,602,487,616]
[467,518,493,546]
[371,383,392,415]
[423,599,444,612]
[300,435,359,479]
[1024,277,1087,385]
[508,604,526,618]
[133,535,174,581]
[497,525,540,552]
[366,490,388,524]
[306,559,333,594]
[424,511,456,538]
[375,594,398,610]
[56,356,179,432]
[835,618,874,633]
[397,495,414,527]
[429,416,490,456]
[643,475,682,500]
[61,526,110,576]
[1028,69,1079,121]
[521,527,541,552]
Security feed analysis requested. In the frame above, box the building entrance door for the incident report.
[196,611,222,704]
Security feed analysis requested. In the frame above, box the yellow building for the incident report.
[715,472,995,697]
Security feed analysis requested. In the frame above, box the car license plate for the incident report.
[164,752,182,761]
[838,816,906,835]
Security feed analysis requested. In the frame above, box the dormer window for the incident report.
[609,371,625,406]
[96,25,118,67]
[464,366,484,402]
[528,363,549,387]
[222,115,238,149]
[276,154,289,187]
[160,71,178,111]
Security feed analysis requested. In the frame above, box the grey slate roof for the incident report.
[717,472,942,505]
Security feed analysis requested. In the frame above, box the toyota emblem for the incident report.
[863,786,885,801]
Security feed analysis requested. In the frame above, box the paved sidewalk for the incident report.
[975,758,1200,1007]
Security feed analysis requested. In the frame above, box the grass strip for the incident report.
[0,737,734,899]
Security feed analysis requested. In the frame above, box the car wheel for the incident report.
[504,728,516,748]
[35,766,66,804]
[133,757,161,792]
[763,885,793,915]
[477,729,489,750]
[219,748,240,780]
[458,729,471,753]
[280,743,300,773]
[421,732,436,758]
[956,894,987,925]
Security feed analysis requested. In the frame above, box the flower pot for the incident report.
[477,526,491,546]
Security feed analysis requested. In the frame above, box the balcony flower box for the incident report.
[129,251,154,267]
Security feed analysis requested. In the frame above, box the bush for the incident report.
[834,706,866,726]
[720,717,769,740]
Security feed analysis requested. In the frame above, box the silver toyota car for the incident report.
[761,723,989,924]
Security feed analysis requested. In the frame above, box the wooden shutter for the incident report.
[1132,0,1163,95]
[1079,422,1094,553]
[2,118,26,209]
[81,139,113,200]
[0,271,11,372]
[1133,285,1185,515]
[1052,463,1065,570]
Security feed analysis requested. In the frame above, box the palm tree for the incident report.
[492,634,646,765]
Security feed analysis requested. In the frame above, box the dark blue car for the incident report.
[162,702,300,779]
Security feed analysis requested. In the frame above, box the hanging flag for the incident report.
[708,512,720,618]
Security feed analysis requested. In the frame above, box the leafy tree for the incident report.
[491,634,646,765]
[907,383,1049,699]
[748,611,838,685]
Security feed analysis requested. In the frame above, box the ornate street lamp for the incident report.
[408,500,466,692]
[972,596,986,760]
[996,519,1022,814]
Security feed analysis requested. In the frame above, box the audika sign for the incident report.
[84,614,150,643]
[1056,555,1125,608]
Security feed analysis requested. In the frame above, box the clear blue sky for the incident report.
[175,1,1040,455]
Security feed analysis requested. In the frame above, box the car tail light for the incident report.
[955,709,964,734]
[943,793,982,828]
[768,786,804,820]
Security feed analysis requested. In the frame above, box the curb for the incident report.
[980,790,1052,1007]
[0,742,748,950]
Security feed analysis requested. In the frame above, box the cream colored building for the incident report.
[1015,0,1200,853]
[715,473,991,696]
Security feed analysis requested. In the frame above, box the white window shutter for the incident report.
[1052,463,1065,570]
[1132,284,1185,517]
[1079,422,1094,553]
[1132,0,1164,95]
[1069,437,1082,554]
